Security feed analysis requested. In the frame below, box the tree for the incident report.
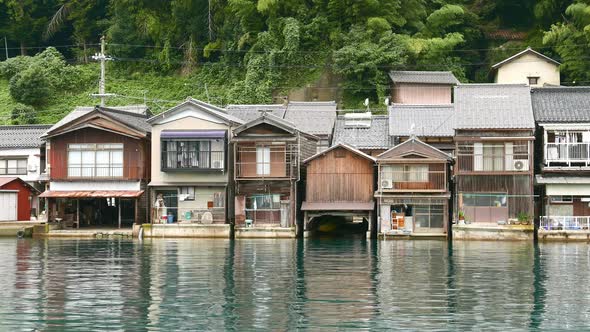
[543,2,590,83]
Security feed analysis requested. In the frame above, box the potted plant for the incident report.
[517,212,531,225]
[458,210,466,225]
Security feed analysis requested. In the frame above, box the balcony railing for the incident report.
[67,165,142,179]
[235,161,296,179]
[380,171,446,191]
[540,216,590,230]
[161,151,225,170]
[241,209,287,227]
[457,154,530,172]
[545,143,590,165]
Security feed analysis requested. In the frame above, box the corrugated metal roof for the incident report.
[454,84,535,130]
[332,115,390,149]
[0,124,52,148]
[389,71,459,85]
[39,190,144,198]
[388,105,454,137]
[301,202,374,211]
[531,87,590,123]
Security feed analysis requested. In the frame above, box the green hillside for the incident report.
[0,0,588,124]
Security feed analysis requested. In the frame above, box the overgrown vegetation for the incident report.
[0,0,586,124]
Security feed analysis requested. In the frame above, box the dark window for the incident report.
[162,139,224,170]
[179,187,195,201]
[528,77,539,85]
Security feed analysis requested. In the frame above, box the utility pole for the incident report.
[91,36,114,107]
[4,37,8,60]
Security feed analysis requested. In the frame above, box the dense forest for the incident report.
[0,0,588,124]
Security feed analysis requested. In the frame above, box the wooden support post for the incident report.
[135,198,139,225]
[118,198,122,229]
[76,199,80,229]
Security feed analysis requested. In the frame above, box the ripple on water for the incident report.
[0,238,587,331]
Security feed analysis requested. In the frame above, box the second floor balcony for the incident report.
[67,165,143,179]
[235,144,298,180]
[380,167,447,192]
[161,150,225,171]
[457,142,531,173]
[545,142,590,166]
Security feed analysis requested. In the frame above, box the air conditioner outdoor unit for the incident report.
[381,179,393,189]
[513,159,529,171]
[212,160,222,169]
[28,164,37,172]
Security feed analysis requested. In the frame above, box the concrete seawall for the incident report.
[453,224,534,241]
[141,223,231,238]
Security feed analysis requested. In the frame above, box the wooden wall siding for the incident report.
[240,123,293,136]
[49,127,148,180]
[455,129,534,138]
[306,147,374,203]
[573,198,590,216]
[456,174,534,219]
[392,83,452,104]
[379,140,449,161]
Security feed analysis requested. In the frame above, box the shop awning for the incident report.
[161,130,226,139]
[39,190,144,198]
[301,202,374,211]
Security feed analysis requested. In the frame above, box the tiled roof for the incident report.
[226,104,286,122]
[454,84,535,130]
[531,87,590,123]
[389,71,459,85]
[0,125,51,148]
[388,104,454,137]
[45,105,150,136]
[332,115,390,149]
[283,101,337,136]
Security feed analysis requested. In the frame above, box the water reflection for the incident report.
[0,238,588,330]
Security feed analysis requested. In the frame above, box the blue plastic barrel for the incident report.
[167,214,175,223]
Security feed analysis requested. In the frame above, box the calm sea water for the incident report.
[0,237,587,331]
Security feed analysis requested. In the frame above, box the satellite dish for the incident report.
[364,98,369,107]
[384,97,390,106]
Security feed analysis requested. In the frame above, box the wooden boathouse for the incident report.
[302,143,376,237]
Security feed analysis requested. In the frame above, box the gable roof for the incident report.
[389,71,459,85]
[283,101,337,136]
[0,124,52,148]
[531,87,590,123]
[377,137,452,161]
[388,104,454,137]
[0,177,40,193]
[454,84,535,130]
[233,112,318,140]
[148,98,244,125]
[492,47,560,69]
[44,106,151,138]
[44,105,149,137]
[332,115,390,150]
[226,104,286,122]
[303,143,376,164]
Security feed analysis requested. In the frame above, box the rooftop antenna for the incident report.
[91,36,115,107]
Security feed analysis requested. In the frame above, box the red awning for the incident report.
[39,190,144,198]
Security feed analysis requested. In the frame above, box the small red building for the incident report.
[0,177,39,221]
